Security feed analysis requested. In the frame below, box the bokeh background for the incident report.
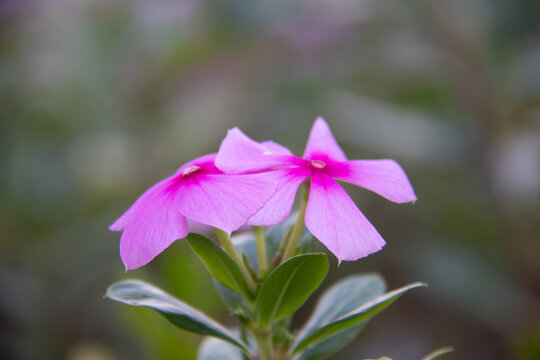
[1,0,540,359]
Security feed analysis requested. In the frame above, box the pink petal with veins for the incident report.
[303,117,347,162]
[248,168,311,226]
[259,140,293,156]
[118,178,188,270]
[109,175,179,231]
[111,153,277,269]
[331,159,417,203]
[176,153,218,175]
[305,172,385,261]
[215,127,293,174]
[178,172,277,233]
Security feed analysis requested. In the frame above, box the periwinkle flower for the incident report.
[109,154,276,270]
[215,117,417,262]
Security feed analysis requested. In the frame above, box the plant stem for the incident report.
[281,185,309,262]
[253,226,268,278]
[254,331,273,360]
[214,228,257,294]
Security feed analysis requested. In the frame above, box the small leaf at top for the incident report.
[229,212,315,273]
[213,281,253,319]
[256,253,328,325]
[187,233,250,298]
[212,217,315,316]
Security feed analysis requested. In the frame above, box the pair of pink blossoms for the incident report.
[110,118,416,270]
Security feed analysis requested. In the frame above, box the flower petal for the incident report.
[248,168,310,226]
[119,181,188,270]
[260,140,293,156]
[305,172,385,261]
[331,159,417,203]
[109,175,179,231]
[303,117,347,162]
[179,172,277,233]
[215,127,293,174]
[176,153,218,175]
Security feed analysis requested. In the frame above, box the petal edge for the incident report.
[303,117,347,162]
[331,159,417,203]
[216,128,292,174]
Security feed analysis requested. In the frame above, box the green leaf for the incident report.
[198,337,243,360]
[256,253,328,325]
[207,233,254,316]
[106,280,249,353]
[187,233,250,298]
[291,274,387,360]
[230,212,315,273]
[264,211,315,262]
[292,282,426,355]
[213,281,253,318]
[296,326,363,360]
[422,346,454,360]
[213,216,315,316]
[199,329,257,360]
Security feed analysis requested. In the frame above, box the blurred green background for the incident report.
[1,0,539,359]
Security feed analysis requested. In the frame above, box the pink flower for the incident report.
[215,117,417,261]
[109,154,276,270]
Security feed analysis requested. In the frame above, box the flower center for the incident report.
[182,165,201,177]
[310,159,326,169]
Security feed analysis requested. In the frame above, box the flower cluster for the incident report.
[110,117,416,269]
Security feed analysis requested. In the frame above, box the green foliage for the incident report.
[256,254,329,325]
[107,225,425,360]
[292,274,387,360]
[213,281,253,318]
[212,216,315,316]
[106,270,425,360]
[106,280,250,354]
[292,282,426,356]
[187,233,251,299]
[118,243,220,360]
[232,212,315,272]
[295,327,362,360]
[198,337,243,360]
